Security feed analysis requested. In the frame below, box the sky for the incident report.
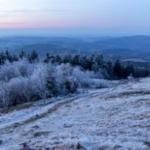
[0,0,150,36]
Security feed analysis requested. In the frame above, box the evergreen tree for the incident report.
[62,53,71,64]
[92,61,99,73]
[55,55,61,64]
[5,50,13,62]
[106,59,113,76]
[28,50,39,63]
[0,52,5,65]
[12,54,19,62]
[89,54,95,70]
[95,54,103,67]
[19,49,26,59]
[124,62,135,78]
[143,69,149,77]
[113,60,124,78]
[44,53,50,63]
[72,54,80,66]
[81,56,89,70]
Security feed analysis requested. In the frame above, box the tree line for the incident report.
[0,50,149,79]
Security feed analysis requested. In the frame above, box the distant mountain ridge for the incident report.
[93,35,150,51]
[22,43,78,56]
[1,35,150,59]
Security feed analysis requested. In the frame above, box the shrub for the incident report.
[0,60,107,108]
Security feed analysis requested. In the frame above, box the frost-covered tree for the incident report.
[62,53,71,64]
[19,49,26,59]
[5,50,13,62]
[95,54,103,67]
[28,50,39,63]
[0,52,5,65]
[72,54,80,66]
[0,50,149,108]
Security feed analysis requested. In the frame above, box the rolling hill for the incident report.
[1,35,150,60]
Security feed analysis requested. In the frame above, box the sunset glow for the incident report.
[0,0,150,36]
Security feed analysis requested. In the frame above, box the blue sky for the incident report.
[0,0,150,36]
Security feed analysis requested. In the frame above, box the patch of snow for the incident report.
[0,79,150,150]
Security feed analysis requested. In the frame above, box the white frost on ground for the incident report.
[0,79,150,150]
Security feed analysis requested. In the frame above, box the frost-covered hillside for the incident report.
[0,78,150,150]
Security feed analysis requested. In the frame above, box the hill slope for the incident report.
[0,79,150,150]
